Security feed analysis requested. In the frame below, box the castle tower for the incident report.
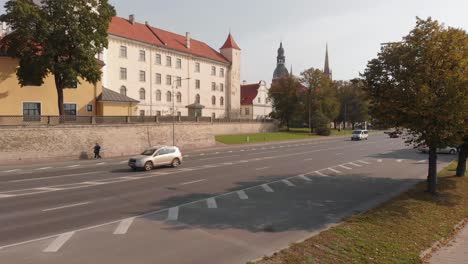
[220,33,241,118]
[324,43,332,80]
[273,42,289,80]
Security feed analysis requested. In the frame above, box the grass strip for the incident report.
[255,162,468,264]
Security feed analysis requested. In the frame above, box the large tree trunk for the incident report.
[427,147,438,194]
[54,74,64,116]
[456,143,467,177]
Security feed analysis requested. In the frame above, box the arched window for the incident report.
[220,96,224,106]
[156,90,161,101]
[139,88,146,100]
[176,92,182,103]
[212,96,216,105]
[120,86,127,96]
[166,91,172,102]
[195,94,200,104]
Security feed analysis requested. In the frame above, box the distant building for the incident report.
[102,15,241,118]
[240,81,272,119]
[0,22,11,37]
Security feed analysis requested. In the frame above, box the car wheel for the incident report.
[171,158,181,168]
[144,161,153,171]
[449,149,456,155]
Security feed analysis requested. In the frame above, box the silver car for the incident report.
[128,146,183,171]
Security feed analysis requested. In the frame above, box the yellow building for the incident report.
[0,55,139,122]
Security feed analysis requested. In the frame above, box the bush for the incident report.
[316,126,331,136]
[311,111,331,136]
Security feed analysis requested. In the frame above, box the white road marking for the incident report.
[282,179,295,187]
[181,179,207,185]
[238,160,249,163]
[177,168,196,172]
[167,207,179,221]
[66,165,81,168]
[84,181,106,185]
[251,148,257,151]
[3,169,21,173]
[357,160,371,165]
[35,187,63,191]
[207,198,218,208]
[298,175,312,182]
[214,152,219,154]
[315,171,330,177]
[339,165,352,170]
[304,158,314,161]
[327,168,342,174]
[237,190,248,200]
[9,171,105,183]
[113,218,135,235]
[36,167,52,170]
[43,232,75,253]
[0,194,15,198]
[199,153,205,156]
[418,160,426,163]
[261,184,274,192]
[396,159,404,163]
[42,202,92,212]
[255,167,269,171]
[222,162,234,165]
[240,149,245,152]
[377,159,383,163]
[349,162,362,167]
[96,163,106,166]
[200,155,239,161]
[120,176,140,180]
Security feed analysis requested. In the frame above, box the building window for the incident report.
[258,97,261,103]
[211,82,216,91]
[212,96,216,105]
[139,110,145,116]
[166,75,172,85]
[220,83,224,92]
[211,66,216,76]
[195,94,200,104]
[23,102,41,121]
[220,68,224,77]
[120,67,127,80]
[156,73,162,84]
[176,76,182,87]
[156,111,161,116]
[139,50,146,61]
[120,86,127,96]
[87,104,93,112]
[166,91,172,102]
[120,46,127,58]
[195,79,200,89]
[139,88,146,100]
[176,92,182,103]
[156,90,161,101]
[139,71,146,82]
[195,62,200,73]
[166,56,172,67]
[220,96,224,106]
[212,113,216,119]
[155,54,161,65]
[245,108,250,115]
[64,103,77,116]
[176,58,182,69]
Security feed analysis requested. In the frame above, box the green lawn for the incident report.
[256,162,468,264]
[215,129,353,145]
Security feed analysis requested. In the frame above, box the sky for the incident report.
[1,0,467,84]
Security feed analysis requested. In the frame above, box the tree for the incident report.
[362,17,468,194]
[0,0,116,115]
[301,68,339,133]
[456,137,467,177]
[335,79,369,129]
[269,75,303,130]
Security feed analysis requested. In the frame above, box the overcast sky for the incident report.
[1,0,467,84]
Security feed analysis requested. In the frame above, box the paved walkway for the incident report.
[429,223,468,264]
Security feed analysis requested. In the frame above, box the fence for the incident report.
[0,115,274,126]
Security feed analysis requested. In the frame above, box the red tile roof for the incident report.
[108,16,229,64]
[221,33,241,50]
[241,82,261,105]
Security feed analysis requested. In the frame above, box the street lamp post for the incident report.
[171,76,190,146]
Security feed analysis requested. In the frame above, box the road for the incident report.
[0,134,454,264]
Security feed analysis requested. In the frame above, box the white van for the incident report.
[351,130,369,141]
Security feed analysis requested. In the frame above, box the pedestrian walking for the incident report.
[94,143,102,159]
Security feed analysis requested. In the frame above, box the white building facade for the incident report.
[240,81,273,119]
[102,15,241,118]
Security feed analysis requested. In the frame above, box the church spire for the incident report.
[324,43,332,80]
[273,42,289,79]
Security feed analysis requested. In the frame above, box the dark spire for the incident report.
[273,42,289,79]
[324,43,332,80]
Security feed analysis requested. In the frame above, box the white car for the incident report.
[418,145,458,155]
[128,146,183,171]
[351,130,369,141]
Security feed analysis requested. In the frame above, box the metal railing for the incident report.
[0,115,274,126]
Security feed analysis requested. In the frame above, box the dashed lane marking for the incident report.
[0,194,15,198]
[42,202,92,212]
[9,171,106,183]
[207,198,218,208]
[66,165,81,168]
[119,161,128,164]
[113,218,135,235]
[237,190,248,200]
[396,159,404,163]
[199,155,239,161]
[35,187,64,191]
[2,169,21,173]
[418,160,426,163]
[43,232,75,253]
[298,175,312,182]
[36,167,52,170]
[261,184,274,192]
[304,158,314,161]
[327,168,342,174]
[282,179,295,187]
[377,159,383,163]
[167,207,179,221]
[83,181,107,185]
[181,179,207,185]
[96,163,106,166]
[339,165,352,170]
[255,167,270,171]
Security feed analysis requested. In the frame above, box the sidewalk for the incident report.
[428,221,468,264]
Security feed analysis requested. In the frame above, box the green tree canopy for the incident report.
[362,17,468,194]
[0,0,116,115]
[335,79,369,129]
[269,75,303,130]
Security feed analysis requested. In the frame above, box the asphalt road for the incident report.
[0,134,455,264]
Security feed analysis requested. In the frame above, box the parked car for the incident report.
[128,146,183,171]
[417,145,458,154]
[351,130,369,141]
